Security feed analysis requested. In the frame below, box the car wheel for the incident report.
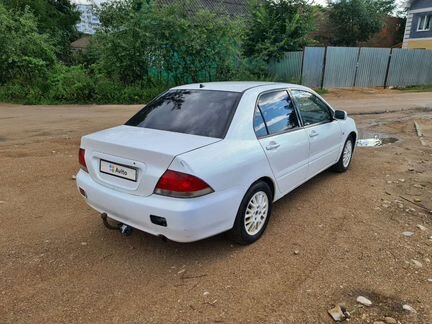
[227,181,273,244]
[332,136,354,172]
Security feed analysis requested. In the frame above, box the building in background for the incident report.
[75,2,101,35]
[403,0,432,49]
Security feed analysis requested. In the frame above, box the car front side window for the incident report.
[254,90,299,137]
[291,90,333,126]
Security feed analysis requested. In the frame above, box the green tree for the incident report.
[327,0,395,46]
[92,0,156,85]
[0,3,57,84]
[151,4,242,83]
[242,0,315,62]
[92,0,241,85]
[1,0,80,61]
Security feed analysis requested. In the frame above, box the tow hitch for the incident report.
[101,213,134,236]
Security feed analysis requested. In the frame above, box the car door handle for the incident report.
[266,141,280,150]
[309,130,319,138]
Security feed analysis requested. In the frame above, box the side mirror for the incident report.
[334,110,347,120]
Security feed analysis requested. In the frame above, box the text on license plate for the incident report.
[100,159,137,182]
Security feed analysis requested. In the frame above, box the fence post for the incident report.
[352,47,361,88]
[300,48,305,85]
[383,48,393,88]
[320,47,328,89]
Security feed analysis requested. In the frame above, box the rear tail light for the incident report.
[154,170,213,198]
[79,148,88,172]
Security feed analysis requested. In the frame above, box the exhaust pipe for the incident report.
[120,223,133,236]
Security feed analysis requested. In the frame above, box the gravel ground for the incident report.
[0,90,431,323]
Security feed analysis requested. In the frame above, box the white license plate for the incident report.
[100,159,137,182]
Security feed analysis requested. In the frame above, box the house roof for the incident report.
[158,0,249,17]
[71,36,91,49]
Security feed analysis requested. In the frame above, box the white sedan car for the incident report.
[76,82,357,244]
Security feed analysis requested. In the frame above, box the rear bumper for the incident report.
[76,170,241,242]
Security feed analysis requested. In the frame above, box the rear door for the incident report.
[255,90,309,195]
[290,89,343,178]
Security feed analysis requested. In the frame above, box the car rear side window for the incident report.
[126,90,241,138]
[254,108,268,138]
[291,90,332,126]
[254,90,299,137]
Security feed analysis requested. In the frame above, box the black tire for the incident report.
[227,181,273,245]
[332,136,354,172]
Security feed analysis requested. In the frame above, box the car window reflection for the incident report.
[291,90,332,125]
[256,91,299,136]
[126,90,241,138]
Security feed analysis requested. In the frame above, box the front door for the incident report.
[254,90,309,194]
[291,90,343,177]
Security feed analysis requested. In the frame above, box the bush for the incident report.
[48,65,95,103]
[119,84,166,104]
[0,79,48,104]
[233,57,274,81]
[93,76,124,104]
[0,71,169,105]
[92,77,169,104]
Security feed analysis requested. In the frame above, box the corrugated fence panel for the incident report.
[427,50,432,85]
[323,47,360,88]
[302,47,325,88]
[267,47,432,89]
[417,50,432,85]
[355,48,391,87]
[269,51,303,82]
[387,49,432,87]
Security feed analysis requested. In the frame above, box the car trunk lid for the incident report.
[81,125,220,197]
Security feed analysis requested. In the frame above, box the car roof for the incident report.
[171,81,310,93]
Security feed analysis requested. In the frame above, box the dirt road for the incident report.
[1,90,432,323]
[325,88,432,114]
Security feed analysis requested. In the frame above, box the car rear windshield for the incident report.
[125,89,242,138]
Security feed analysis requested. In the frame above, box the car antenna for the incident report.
[199,83,205,88]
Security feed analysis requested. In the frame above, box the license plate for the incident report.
[100,159,137,182]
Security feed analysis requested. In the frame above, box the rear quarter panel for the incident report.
[169,139,276,228]
[170,139,275,197]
